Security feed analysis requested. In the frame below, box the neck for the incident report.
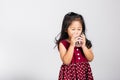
[66,38,71,42]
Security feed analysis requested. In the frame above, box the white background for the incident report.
[0,0,120,80]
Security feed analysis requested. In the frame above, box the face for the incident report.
[67,21,82,39]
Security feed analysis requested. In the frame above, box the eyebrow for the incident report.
[70,27,82,28]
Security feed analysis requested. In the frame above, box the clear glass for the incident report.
[75,36,82,47]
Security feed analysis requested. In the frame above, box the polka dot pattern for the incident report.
[58,62,93,80]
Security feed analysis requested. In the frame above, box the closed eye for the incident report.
[78,29,81,30]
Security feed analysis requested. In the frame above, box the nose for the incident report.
[73,32,79,37]
[74,32,79,35]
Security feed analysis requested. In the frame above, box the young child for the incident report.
[55,12,94,80]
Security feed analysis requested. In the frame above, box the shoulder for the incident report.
[60,39,68,46]
[60,39,67,44]
[59,39,69,49]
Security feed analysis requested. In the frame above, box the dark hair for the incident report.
[55,12,92,49]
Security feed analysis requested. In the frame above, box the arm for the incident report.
[58,33,78,65]
[82,46,94,62]
[59,43,74,65]
[81,34,94,62]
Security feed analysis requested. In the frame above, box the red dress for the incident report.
[58,40,94,80]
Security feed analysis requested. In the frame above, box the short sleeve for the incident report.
[60,40,70,49]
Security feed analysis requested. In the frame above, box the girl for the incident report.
[55,12,94,80]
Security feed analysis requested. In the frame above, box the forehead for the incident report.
[69,21,82,28]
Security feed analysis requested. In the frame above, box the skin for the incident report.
[59,21,94,65]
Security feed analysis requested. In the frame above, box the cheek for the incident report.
[80,31,82,35]
[67,31,74,37]
[68,33,73,37]
[78,30,82,35]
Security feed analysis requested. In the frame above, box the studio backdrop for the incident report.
[0,0,120,80]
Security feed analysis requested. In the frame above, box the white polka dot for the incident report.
[78,57,80,60]
[76,48,79,51]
